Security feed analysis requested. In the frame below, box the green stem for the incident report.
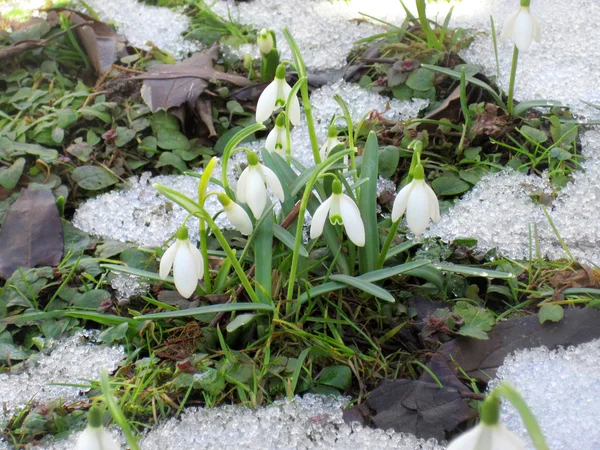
[286,149,353,301]
[198,157,219,293]
[282,27,320,164]
[507,45,519,114]
[495,383,549,450]
[378,220,400,268]
[254,212,273,303]
[221,123,266,198]
[100,369,140,450]
[333,94,358,183]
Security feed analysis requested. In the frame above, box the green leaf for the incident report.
[156,152,187,172]
[520,125,548,144]
[513,100,566,117]
[71,166,119,190]
[87,130,101,145]
[120,248,157,272]
[458,167,487,185]
[406,68,435,91]
[134,302,275,320]
[57,108,78,128]
[114,127,136,147]
[329,274,395,302]
[358,131,380,273]
[273,224,308,257]
[0,342,29,362]
[95,241,130,259]
[378,145,400,178]
[99,322,130,343]
[79,106,111,123]
[434,263,515,279]
[316,365,352,390]
[226,313,256,332]
[0,157,25,189]
[72,289,111,309]
[298,260,429,304]
[67,142,94,162]
[454,301,495,340]
[432,175,471,196]
[157,128,190,151]
[538,304,564,324]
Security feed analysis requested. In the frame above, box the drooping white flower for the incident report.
[265,112,290,156]
[218,193,253,235]
[500,3,541,51]
[391,163,440,236]
[159,225,204,298]
[256,63,300,125]
[319,124,343,161]
[310,179,365,247]
[74,406,120,450]
[236,151,285,219]
[446,423,526,450]
[257,28,274,55]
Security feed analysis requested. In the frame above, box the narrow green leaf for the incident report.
[66,311,134,325]
[134,302,275,320]
[153,184,201,216]
[421,64,506,109]
[273,224,308,257]
[101,263,172,283]
[297,260,429,303]
[329,274,394,302]
[358,131,379,273]
[513,100,566,117]
[434,263,515,279]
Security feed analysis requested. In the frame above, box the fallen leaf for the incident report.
[57,10,125,75]
[137,45,250,112]
[0,189,63,279]
[424,308,600,383]
[470,103,509,137]
[345,379,476,440]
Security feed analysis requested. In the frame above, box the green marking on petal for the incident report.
[330,214,343,225]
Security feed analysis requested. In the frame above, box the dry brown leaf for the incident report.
[136,45,250,112]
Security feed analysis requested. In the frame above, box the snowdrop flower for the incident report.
[446,395,526,450]
[447,423,526,450]
[159,225,204,298]
[391,163,440,235]
[500,0,541,51]
[237,151,285,219]
[310,179,365,247]
[265,113,290,156]
[75,406,119,450]
[257,28,274,55]
[319,124,343,161]
[256,63,300,125]
[218,193,253,235]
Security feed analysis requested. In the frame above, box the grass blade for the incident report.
[329,274,395,302]
[358,131,380,273]
[134,302,275,320]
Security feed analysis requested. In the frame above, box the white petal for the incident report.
[159,241,178,279]
[446,424,485,450]
[406,181,432,235]
[188,240,204,280]
[424,182,441,223]
[319,141,329,161]
[256,80,278,123]
[98,428,121,450]
[173,241,199,298]
[489,426,527,450]
[264,127,279,153]
[289,94,301,126]
[236,167,250,204]
[339,194,365,247]
[246,167,267,219]
[513,9,534,51]
[391,182,414,222]
[226,202,254,235]
[500,9,519,41]
[531,14,542,42]
[75,427,119,450]
[261,165,285,201]
[310,197,333,239]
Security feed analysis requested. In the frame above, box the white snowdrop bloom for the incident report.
[446,422,527,450]
[319,124,343,161]
[500,2,541,51]
[310,180,365,247]
[159,225,204,298]
[265,113,290,156]
[256,63,300,125]
[74,406,120,450]
[236,151,285,219]
[218,193,254,235]
[257,28,274,54]
[391,164,440,236]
